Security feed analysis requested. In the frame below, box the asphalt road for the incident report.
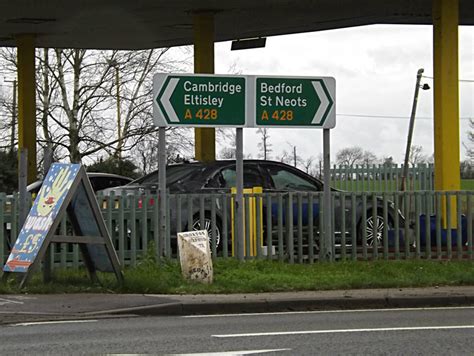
[1,306,474,355]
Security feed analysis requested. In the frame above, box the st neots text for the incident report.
[183,80,242,121]
[259,82,306,121]
[259,82,307,106]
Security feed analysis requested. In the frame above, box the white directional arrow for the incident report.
[311,80,333,125]
[160,78,180,123]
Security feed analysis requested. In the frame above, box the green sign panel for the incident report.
[154,74,247,127]
[255,76,335,128]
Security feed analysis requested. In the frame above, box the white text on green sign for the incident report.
[255,76,335,128]
[154,74,247,127]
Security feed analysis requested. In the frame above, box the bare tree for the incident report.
[0,48,18,154]
[336,146,364,167]
[464,118,474,162]
[302,156,315,174]
[0,83,16,153]
[409,145,427,166]
[335,146,378,167]
[105,49,191,158]
[0,46,193,167]
[132,128,193,174]
[257,128,272,160]
[361,150,378,166]
[277,143,302,168]
[278,149,292,165]
[37,48,60,164]
[218,129,236,159]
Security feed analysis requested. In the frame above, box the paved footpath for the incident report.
[1,286,474,325]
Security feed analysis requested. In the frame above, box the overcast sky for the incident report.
[213,24,474,165]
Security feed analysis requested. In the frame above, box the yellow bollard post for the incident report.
[231,187,263,257]
[17,34,37,184]
[433,0,460,227]
[252,187,264,256]
[193,12,216,162]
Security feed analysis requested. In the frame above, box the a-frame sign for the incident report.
[2,163,123,288]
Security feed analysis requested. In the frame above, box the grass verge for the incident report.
[1,259,474,294]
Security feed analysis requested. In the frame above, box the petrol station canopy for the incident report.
[0,0,473,49]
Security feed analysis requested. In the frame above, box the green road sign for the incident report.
[154,74,247,127]
[255,76,335,128]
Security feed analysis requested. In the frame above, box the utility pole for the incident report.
[108,60,122,161]
[400,68,430,192]
[293,146,297,167]
[5,79,17,155]
[115,65,122,160]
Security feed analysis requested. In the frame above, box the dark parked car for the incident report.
[101,160,406,252]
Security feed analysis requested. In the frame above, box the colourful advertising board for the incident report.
[3,163,122,288]
[4,164,80,273]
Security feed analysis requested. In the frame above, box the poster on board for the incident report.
[4,164,79,273]
[3,163,122,286]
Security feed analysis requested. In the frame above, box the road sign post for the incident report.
[154,73,336,262]
[252,76,335,261]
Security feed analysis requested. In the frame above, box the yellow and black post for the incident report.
[433,0,460,227]
[193,12,216,162]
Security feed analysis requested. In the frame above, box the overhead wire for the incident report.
[337,113,472,120]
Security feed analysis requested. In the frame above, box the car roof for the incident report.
[164,159,299,169]
[135,159,302,178]
[25,172,133,193]
[132,159,322,185]
[85,172,133,180]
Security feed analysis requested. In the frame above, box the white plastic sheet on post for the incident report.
[177,230,213,284]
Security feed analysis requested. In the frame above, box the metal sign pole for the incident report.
[323,128,333,261]
[18,148,28,229]
[158,127,167,258]
[235,127,244,261]
[42,147,53,283]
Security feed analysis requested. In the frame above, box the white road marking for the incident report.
[13,319,98,327]
[0,297,25,305]
[167,349,291,355]
[184,306,474,318]
[213,325,474,338]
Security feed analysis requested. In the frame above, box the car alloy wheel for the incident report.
[192,217,221,250]
[365,214,385,247]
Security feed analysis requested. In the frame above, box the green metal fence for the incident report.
[1,189,473,269]
[330,163,434,192]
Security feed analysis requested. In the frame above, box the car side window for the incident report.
[221,168,236,187]
[211,166,265,189]
[266,166,320,191]
[89,177,105,191]
[244,166,265,187]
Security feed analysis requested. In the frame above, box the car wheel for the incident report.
[191,214,222,251]
[358,211,392,247]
